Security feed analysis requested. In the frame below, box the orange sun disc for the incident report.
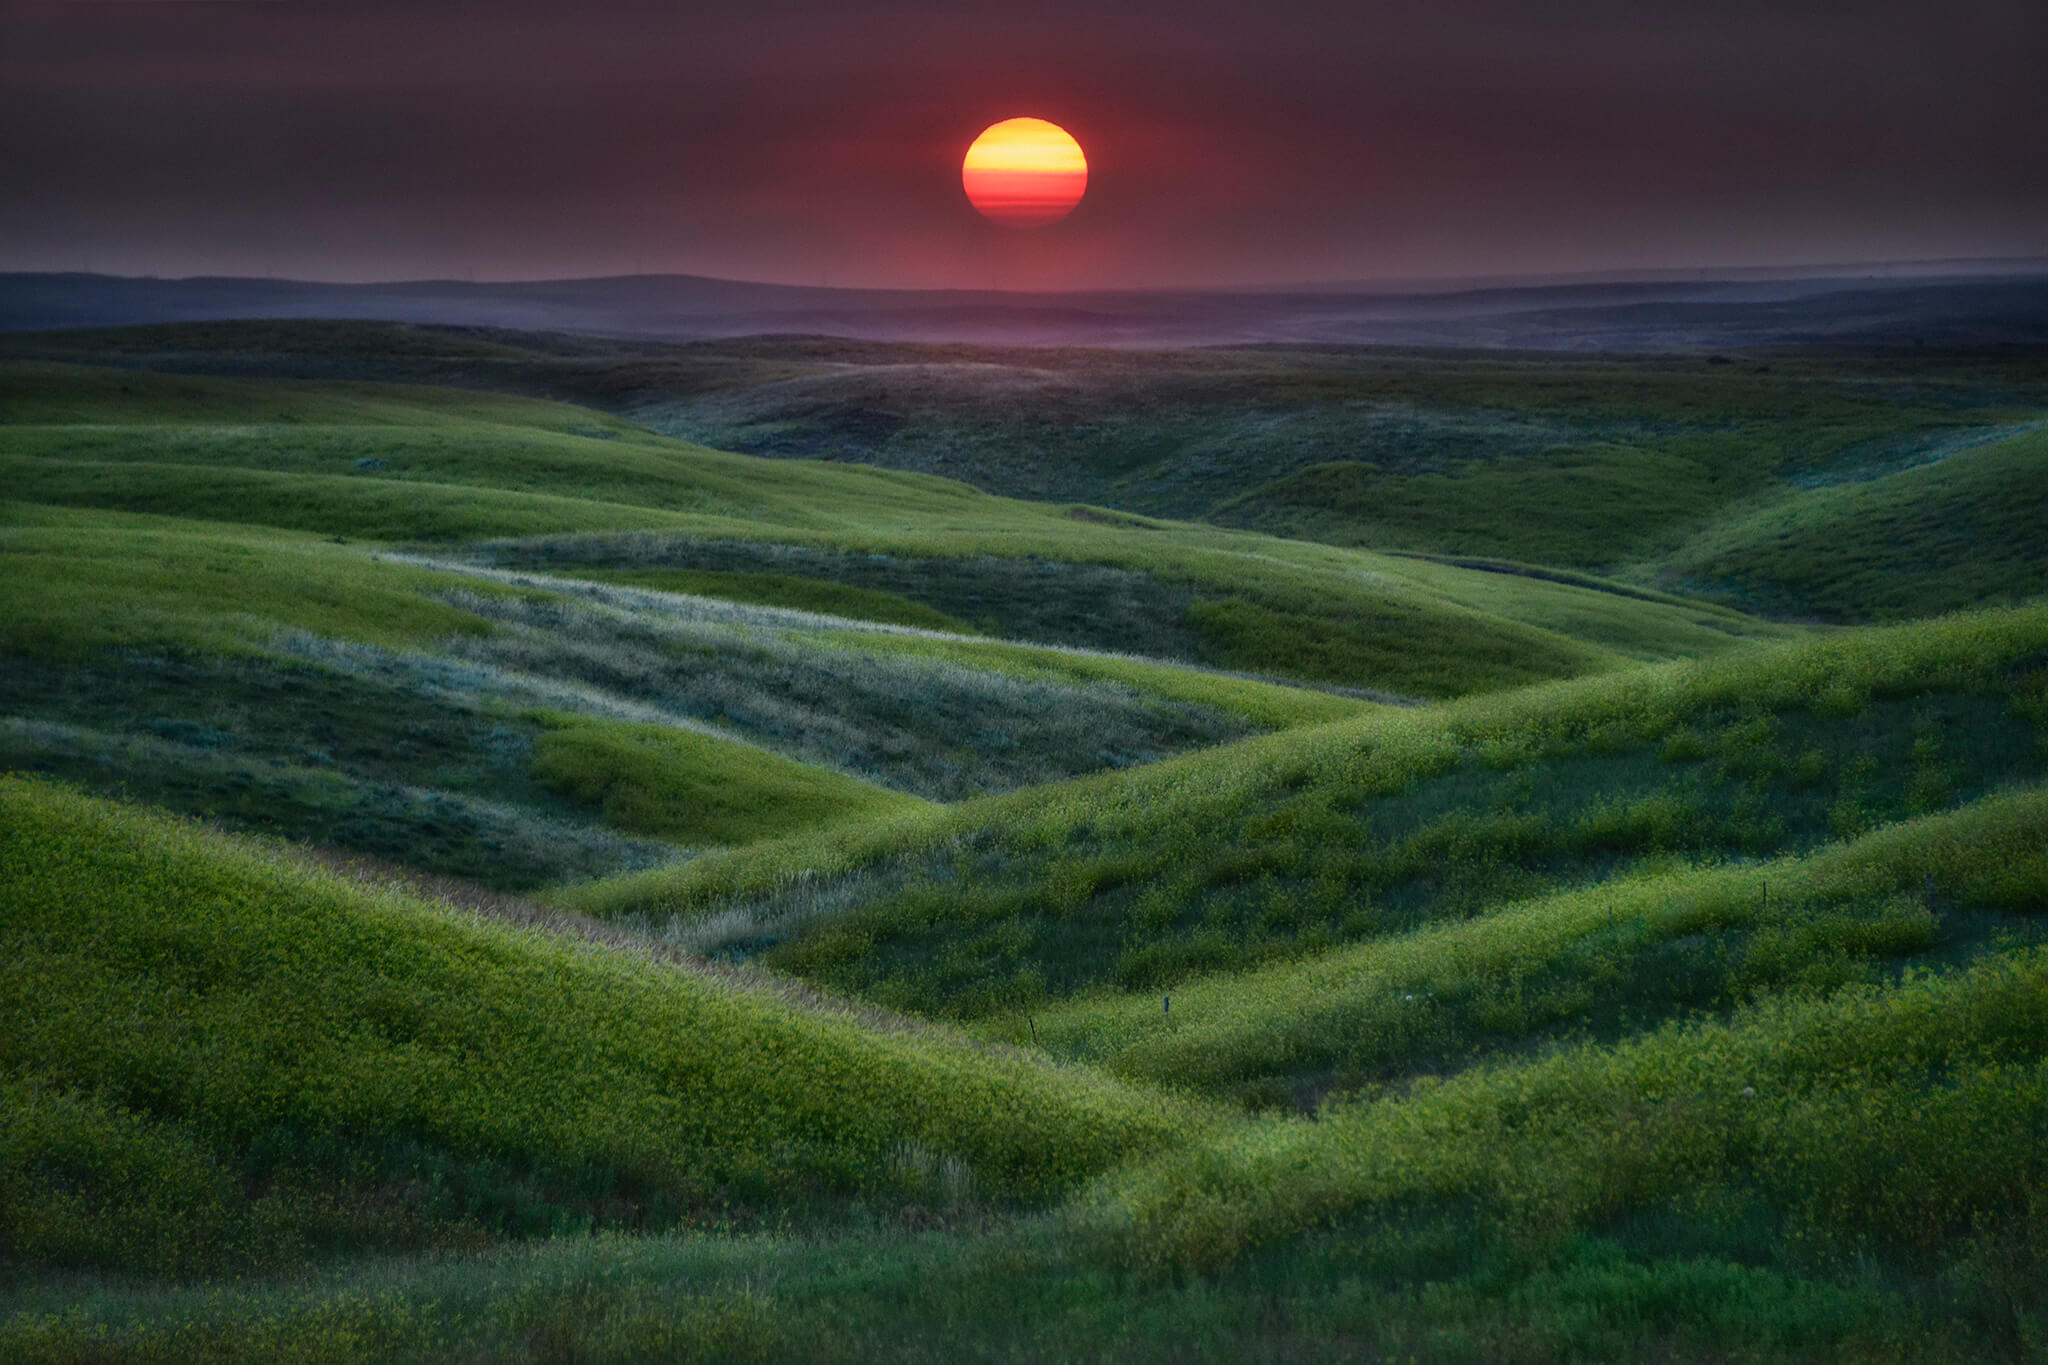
[962,117,1088,228]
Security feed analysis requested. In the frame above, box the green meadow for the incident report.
[3,324,2046,1361]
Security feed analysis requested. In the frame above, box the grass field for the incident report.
[4,323,2046,1361]
[1655,423,2048,620]
[993,786,2048,1102]
[0,361,1795,698]
[0,778,1191,1272]
[570,604,2048,1016]
[14,322,2041,625]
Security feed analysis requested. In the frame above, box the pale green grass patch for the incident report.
[530,715,927,848]
[0,505,504,659]
[0,777,1200,1277]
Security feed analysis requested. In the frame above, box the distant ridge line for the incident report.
[3,268,2045,350]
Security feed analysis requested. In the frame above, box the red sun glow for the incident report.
[962,118,1088,228]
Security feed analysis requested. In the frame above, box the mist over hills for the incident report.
[5,266,2047,349]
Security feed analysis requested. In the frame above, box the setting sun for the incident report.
[962,117,1088,228]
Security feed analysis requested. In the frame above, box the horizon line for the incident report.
[9,253,2048,300]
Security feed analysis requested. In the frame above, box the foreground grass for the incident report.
[0,1219,1984,1364]
[991,786,2048,1104]
[1104,939,2048,1302]
[0,779,1193,1280]
[5,779,2042,1361]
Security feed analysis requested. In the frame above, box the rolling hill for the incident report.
[3,323,2045,1362]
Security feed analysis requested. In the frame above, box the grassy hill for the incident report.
[6,744,2047,1359]
[1655,422,2048,620]
[4,327,2046,1361]
[572,605,2048,1019]
[0,778,1190,1278]
[0,354,1800,887]
[0,361,1785,692]
[1003,787,2048,1101]
[13,322,2043,627]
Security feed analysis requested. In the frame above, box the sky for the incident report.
[2,0,2044,290]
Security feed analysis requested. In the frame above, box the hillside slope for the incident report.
[1655,423,2048,621]
[0,778,1191,1279]
[5,775,2046,1361]
[10,324,2043,629]
[571,605,2048,1019]
[8,328,2048,1361]
[1,361,1789,698]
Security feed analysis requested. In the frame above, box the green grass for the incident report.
[571,605,2048,1018]
[7,781,2045,1361]
[0,507,1284,869]
[11,328,2045,635]
[478,531,1216,663]
[0,1219,1973,1364]
[544,565,977,632]
[7,776,2043,1359]
[0,714,677,892]
[0,506,505,660]
[485,530,1637,698]
[529,714,926,847]
[8,327,2048,1360]
[1103,936,2048,1282]
[985,786,2048,1105]
[1657,424,2048,621]
[0,778,1192,1280]
[1293,548,1783,666]
[426,577,1256,800]
[812,629,1373,729]
[1216,439,1749,566]
[1,362,1794,699]
[0,359,654,434]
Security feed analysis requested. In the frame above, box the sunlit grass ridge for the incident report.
[566,604,2048,1020]
[1104,935,2048,1277]
[0,778,1193,1277]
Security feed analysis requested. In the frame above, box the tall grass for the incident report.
[0,778,1195,1278]
[570,604,2048,1016]
[0,714,680,890]
[430,553,1375,726]
[995,785,2048,1100]
[1102,942,2048,1283]
[435,589,1252,800]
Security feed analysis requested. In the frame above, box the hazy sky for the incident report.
[3,0,2044,288]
